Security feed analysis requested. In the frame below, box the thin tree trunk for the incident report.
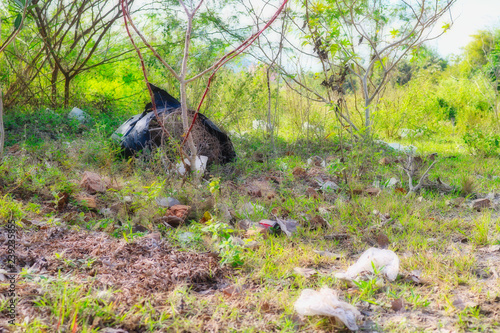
[64,75,70,107]
[51,66,58,107]
[266,66,275,152]
[0,88,4,162]
[180,13,198,173]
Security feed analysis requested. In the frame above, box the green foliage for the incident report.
[0,194,25,224]
[463,127,500,157]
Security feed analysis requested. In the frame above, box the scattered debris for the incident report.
[258,219,278,229]
[292,167,307,179]
[307,156,326,167]
[252,119,272,131]
[306,187,320,199]
[294,287,361,331]
[293,267,318,278]
[309,215,329,229]
[385,177,399,188]
[376,140,417,154]
[68,107,92,124]
[274,217,299,237]
[177,232,196,242]
[239,202,265,217]
[471,198,490,210]
[335,247,400,282]
[166,205,191,221]
[405,270,424,285]
[176,155,209,176]
[302,122,322,132]
[313,250,343,259]
[76,194,97,209]
[317,179,340,191]
[156,196,181,208]
[80,171,107,194]
[159,215,184,228]
[365,187,381,196]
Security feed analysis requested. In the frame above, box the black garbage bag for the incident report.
[112,84,236,165]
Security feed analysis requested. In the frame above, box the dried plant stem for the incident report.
[400,156,437,197]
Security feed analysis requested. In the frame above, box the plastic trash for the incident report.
[335,247,399,281]
[112,84,236,164]
[68,107,92,124]
[375,140,417,154]
[176,155,208,176]
[294,287,361,331]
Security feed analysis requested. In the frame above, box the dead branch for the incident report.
[400,155,437,197]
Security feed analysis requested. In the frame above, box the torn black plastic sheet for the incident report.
[112,84,236,164]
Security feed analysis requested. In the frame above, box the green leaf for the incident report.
[12,0,23,9]
[14,14,22,29]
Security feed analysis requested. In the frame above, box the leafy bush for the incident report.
[463,127,500,156]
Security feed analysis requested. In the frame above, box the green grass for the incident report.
[1,107,499,332]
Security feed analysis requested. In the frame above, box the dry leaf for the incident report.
[76,195,97,209]
[365,187,381,196]
[292,167,307,179]
[222,285,244,296]
[306,187,320,199]
[80,171,107,194]
[376,233,390,249]
[310,215,328,229]
[379,157,392,165]
[391,298,404,311]
[472,198,490,210]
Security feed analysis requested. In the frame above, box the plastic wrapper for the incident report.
[294,287,361,330]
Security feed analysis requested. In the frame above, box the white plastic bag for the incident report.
[294,287,361,330]
[335,247,399,281]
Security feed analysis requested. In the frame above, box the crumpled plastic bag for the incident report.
[335,247,399,281]
[294,287,361,331]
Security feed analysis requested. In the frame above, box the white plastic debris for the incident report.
[302,122,322,132]
[307,156,326,167]
[176,155,208,176]
[385,177,399,188]
[155,197,181,208]
[335,247,400,282]
[252,119,273,131]
[376,140,417,154]
[68,107,92,124]
[294,287,361,331]
[316,177,339,191]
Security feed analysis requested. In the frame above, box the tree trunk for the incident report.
[180,80,198,171]
[365,102,371,134]
[64,75,70,107]
[180,14,198,175]
[0,88,4,162]
[51,66,58,107]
